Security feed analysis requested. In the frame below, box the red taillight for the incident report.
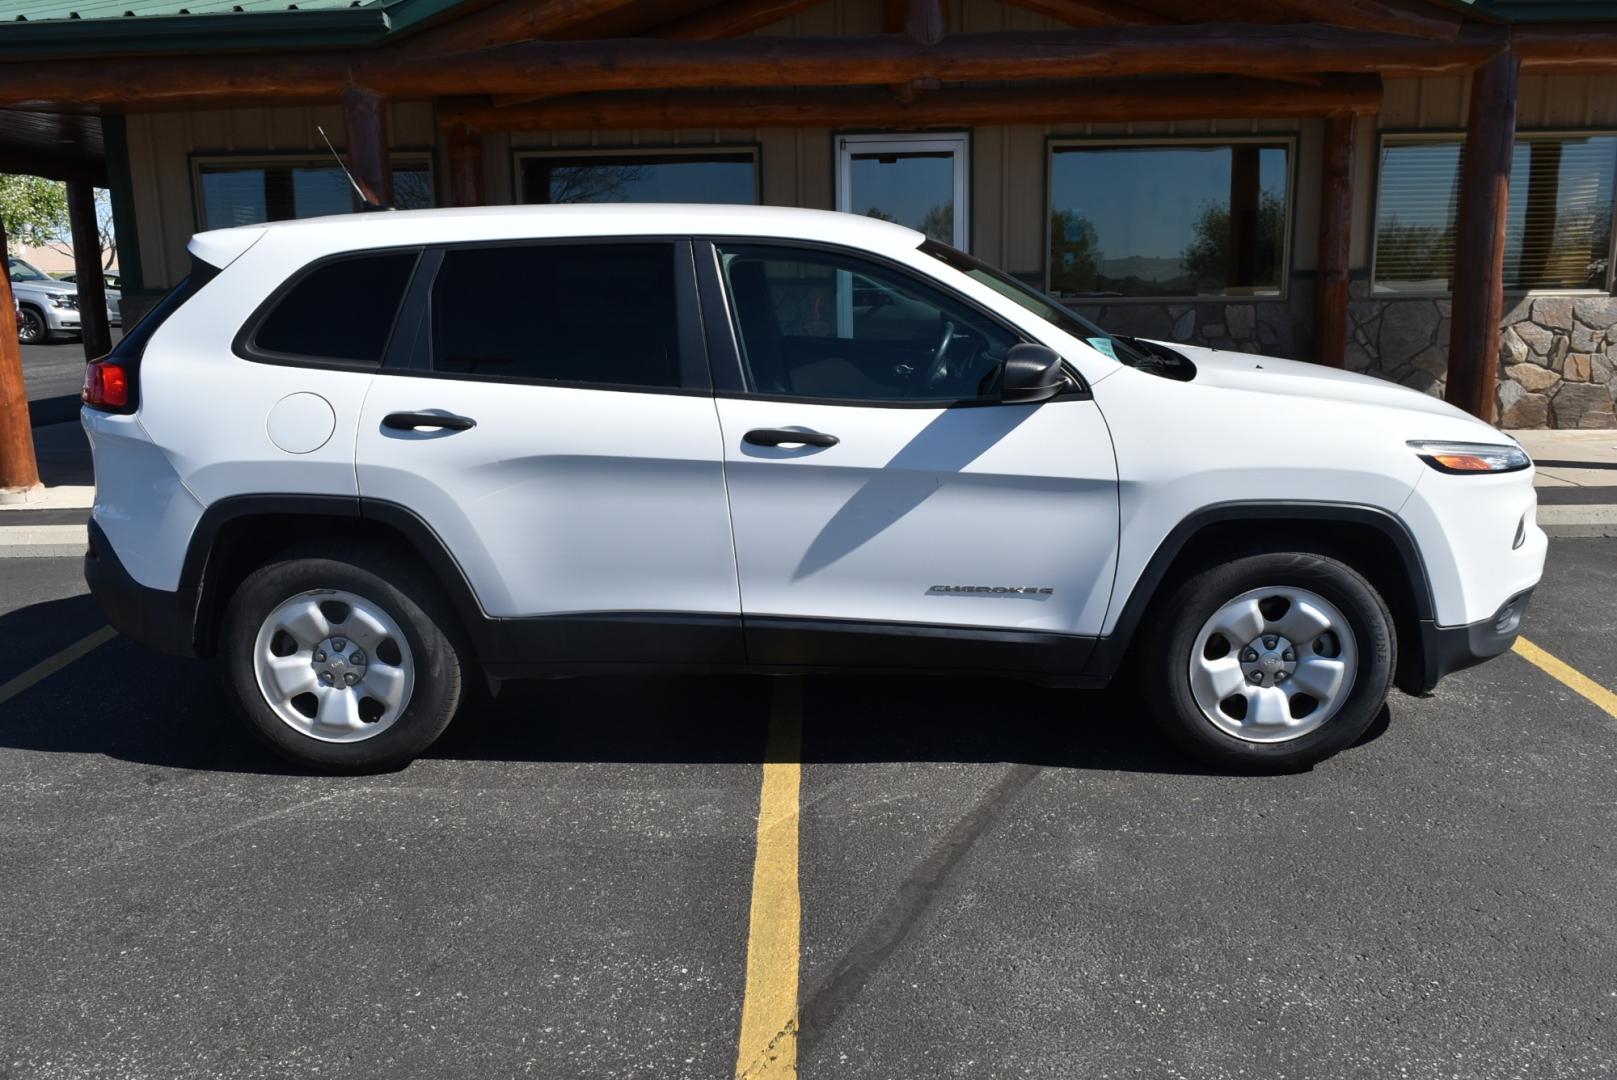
[83,361,130,410]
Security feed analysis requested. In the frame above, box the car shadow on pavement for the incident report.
[431,673,1297,777]
[0,599,1385,777]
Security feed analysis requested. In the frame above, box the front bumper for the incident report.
[84,519,198,658]
[45,305,79,330]
[1408,587,1533,694]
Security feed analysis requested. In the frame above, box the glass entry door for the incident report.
[836,134,970,250]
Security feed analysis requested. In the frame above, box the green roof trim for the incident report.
[3,0,1617,61]
[0,0,470,56]
[3,0,380,20]
[1470,0,1617,19]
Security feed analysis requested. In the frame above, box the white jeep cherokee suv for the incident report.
[81,205,1546,773]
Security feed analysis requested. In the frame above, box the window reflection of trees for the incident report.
[547,164,653,204]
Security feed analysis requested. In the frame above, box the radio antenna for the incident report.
[316,124,373,206]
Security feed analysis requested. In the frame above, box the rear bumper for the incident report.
[84,519,197,658]
[1409,587,1533,694]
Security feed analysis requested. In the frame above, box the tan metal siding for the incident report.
[125,101,434,286]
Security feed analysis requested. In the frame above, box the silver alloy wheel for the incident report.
[251,588,416,744]
[17,308,42,344]
[1187,586,1358,744]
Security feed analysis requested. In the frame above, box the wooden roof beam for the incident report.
[1242,0,1462,40]
[441,74,1384,131]
[648,0,826,38]
[489,0,826,108]
[401,0,651,58]
[1514,22,1617,73]
[999,0,1169,28]
[0,25,1502,108]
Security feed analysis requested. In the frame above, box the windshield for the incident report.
[8,257,52,283]
[919,239,1147,367]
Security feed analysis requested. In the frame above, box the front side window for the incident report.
[252,251,417,365]
[429,243,682,391]
[196,156,434,230]
[716,243,1020,403]
[1374,134,1617,292]
[519,149,758,205]
[1047,140,1291,299]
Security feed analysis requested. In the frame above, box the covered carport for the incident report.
[0,107,110,496]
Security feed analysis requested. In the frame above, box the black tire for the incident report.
[17,305,46,344]
[219,543,468,773]
[1140,550,1396,772]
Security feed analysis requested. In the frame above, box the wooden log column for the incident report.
[342,86,393,208]
[0,213,41,497]
[68,179,112,360]
[1445,50,1519,422]
[447,123,485,207]
[1315,111,1355,368]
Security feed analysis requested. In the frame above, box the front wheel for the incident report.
[17,306,46,344]
[1140,551,1395,772]
[220,546,468,772]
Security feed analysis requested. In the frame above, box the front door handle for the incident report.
[743,428,839,449]
[382,411,477,432]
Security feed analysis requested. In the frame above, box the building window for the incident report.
[1373,133,1617,293]
[194,155,433,230]
[835,133,970,250]
[1046,139,1292,300]
[517,148,758,205]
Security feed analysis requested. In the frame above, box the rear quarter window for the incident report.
[246,251,418,366]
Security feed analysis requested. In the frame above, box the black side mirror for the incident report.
[1000,343,1069,404]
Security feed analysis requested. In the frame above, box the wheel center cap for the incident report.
[1238,634,1297,687]
[311,637,367,687]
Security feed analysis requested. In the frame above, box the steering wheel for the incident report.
[923,320,957,387]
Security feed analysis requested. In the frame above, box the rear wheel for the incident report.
[1141,551,1395,772]
[220,546,467,772]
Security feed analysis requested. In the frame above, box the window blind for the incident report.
[1374,135,1617,292]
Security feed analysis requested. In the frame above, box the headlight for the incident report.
[1408,440,1530,474]
[47,294,77,309]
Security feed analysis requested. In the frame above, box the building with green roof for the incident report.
[2,0,1617,426]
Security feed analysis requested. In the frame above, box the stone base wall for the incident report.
[1066,280,1617,429]
[1342,286,1617,429]
[1067,290,1313,364]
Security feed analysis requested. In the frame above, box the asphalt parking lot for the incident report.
[2,540,1615,1079]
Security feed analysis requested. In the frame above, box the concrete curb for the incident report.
[0,485,94,510]
[0,524,88,558]
[1537,505,1617,539]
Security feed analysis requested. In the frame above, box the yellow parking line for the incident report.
[1513,636,1617,721]
[734,677,803,1079]
[0,625,117,709]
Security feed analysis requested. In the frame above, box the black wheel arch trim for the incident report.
[1081,500,1437,682]
[154,495,1438,686]
[174,493,495,659]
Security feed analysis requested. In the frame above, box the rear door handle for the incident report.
[743,428,839,448]
[382,411,477,432]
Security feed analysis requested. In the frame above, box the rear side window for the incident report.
[429,242,681,390]
[252,251,417,365]
[112,255,220,363]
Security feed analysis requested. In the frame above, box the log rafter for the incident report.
[441,74,1383,132]
[1000,0,1169,28]
[0,24,1506,109]
[401,0,651,58]
[1238,0,1464,40]
[649,0,824,38]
